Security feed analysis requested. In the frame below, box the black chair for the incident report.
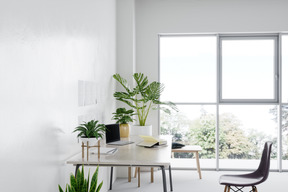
[219,141,272,192]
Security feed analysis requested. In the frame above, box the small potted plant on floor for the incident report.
[73,119,106,145]
[112,107,135,138]
[58,165,103,192]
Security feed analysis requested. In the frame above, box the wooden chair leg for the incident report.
[134,167,138,178]
[128,167,131,182]
[224,185,227,192]
[252,186,258,192]
[134,167,154,185]
[151,167,154,183]
[227,186,230,192]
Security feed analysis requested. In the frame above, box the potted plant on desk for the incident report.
[112,107,135,138]
[73,119,106,144]
[113,73,177,135]
[73,119,106,160]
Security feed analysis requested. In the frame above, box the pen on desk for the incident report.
[109,148,117,154]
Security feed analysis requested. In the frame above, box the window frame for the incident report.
[158,33,287,171]
[219,34,279,103]
[158,34,218,103]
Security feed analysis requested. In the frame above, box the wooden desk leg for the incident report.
[138,167,140,187]
[134,167,138,178]
[128,167,131,182]
[195,152,202,179]
[151,167,154,183]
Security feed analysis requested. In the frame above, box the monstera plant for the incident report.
[113,73,177,126]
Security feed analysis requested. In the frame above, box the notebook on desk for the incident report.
[105,124,134,146]
[137,135,167,148]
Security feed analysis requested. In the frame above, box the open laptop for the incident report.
[105,124,134,145]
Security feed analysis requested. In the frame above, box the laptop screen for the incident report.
[105,124,120,143]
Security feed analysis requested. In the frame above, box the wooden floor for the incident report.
[110,170,288,192]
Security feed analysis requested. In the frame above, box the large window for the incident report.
[220,36,278,102]
[218,105,277,170]
[160,33,288,171]
[282,35,288,169]
[160,36,216,103]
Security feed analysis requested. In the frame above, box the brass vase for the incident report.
[119,124,130,138]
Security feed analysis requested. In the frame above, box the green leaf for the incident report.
[113,72,177,126]
[87,170,90,191]
[90,166,99,192]
[70,174,77,190]
[58,164,103,192]
[95,181,103,192]
[73,120,106,139]
[58,185,64,192]
[76,166,85,192]
[81,179,87,192]
[112,107,135,124]
[89,182,96,192]
[113,73,132,93]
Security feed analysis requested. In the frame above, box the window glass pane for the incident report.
[282,105,288,169]
[160,105,216,169]
[160,36,216,103]
[221,38,276,100]
[282,35,288,102]
[219,105,277,169]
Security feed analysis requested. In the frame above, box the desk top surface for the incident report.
[66,135,172,167]
[172,145,202,152]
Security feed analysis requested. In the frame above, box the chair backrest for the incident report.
[254,141,273,183]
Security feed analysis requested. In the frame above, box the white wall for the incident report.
[117,0,136,85]
[0,0,116,191]
[133,0,288,135]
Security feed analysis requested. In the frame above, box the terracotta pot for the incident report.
[120,124,130,138]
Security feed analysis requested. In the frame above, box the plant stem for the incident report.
[135,94,141,125]
[139,96,146,125]
[142,101,152,126]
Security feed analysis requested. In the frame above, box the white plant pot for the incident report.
[80,137,100,145]
[130,125,152,136]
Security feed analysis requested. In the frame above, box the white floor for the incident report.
[110,170,288,192]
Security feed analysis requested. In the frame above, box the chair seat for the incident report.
[219,174,263,186]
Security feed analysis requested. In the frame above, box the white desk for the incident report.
[66,137,173,192]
